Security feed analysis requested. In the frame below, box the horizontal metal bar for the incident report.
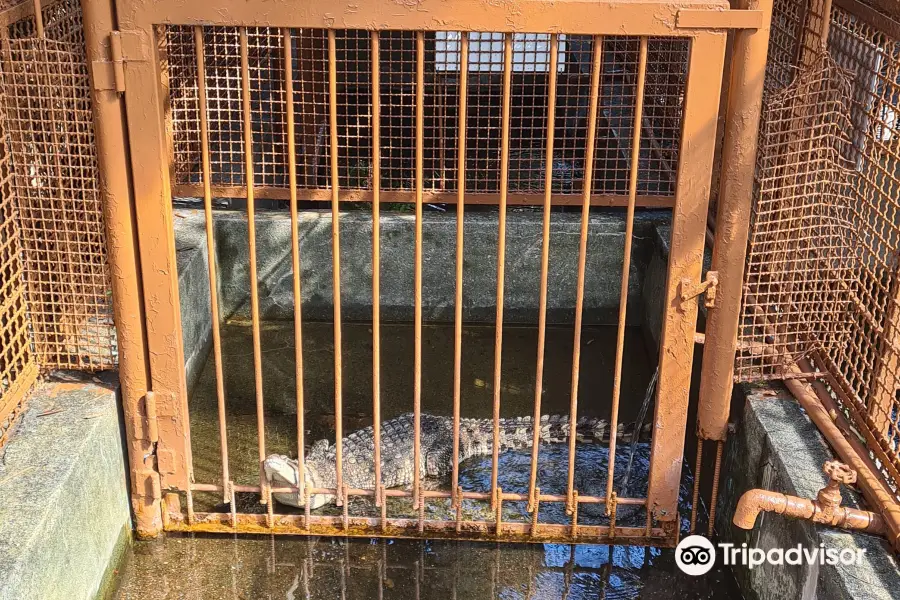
[165,511,671,544]
[172,185,677,208]
[834,0,900,41]
[676,9,764,29]
[189,482,648,506]
[122,0,729,37]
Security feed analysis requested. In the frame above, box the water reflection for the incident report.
[112,535,738,599]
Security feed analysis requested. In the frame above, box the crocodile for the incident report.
[264,412,648,509]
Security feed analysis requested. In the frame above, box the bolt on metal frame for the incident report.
[83,0,770,542]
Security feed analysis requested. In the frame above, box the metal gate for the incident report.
[87,0,771,545]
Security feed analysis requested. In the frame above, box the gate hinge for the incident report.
[91,30,149,93]
[681,271,719,308]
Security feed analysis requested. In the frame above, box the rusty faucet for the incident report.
[733,461,886,535]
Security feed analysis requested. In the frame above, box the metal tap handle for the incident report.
[824,461,857,486]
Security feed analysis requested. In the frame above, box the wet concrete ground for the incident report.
[111,535,741,599]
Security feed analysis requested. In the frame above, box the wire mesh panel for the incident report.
[737,53,856,382]
[821,2,900,484]
[0,0,115,370]
[737,0,900,496]
[165,30,689,203]
[0,107,37,447]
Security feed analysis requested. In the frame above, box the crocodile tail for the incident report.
[458,414,624,460]
[530,414,611,445]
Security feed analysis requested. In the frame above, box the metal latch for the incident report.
[91,30,148,93]
[681,271,719,308]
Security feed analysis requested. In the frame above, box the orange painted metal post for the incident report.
[284,26,307,500]
[80,0,161,536]
[371,30,383,505]
[491,33,512,509]
[527,33,559,512]
[697,0,773,443]
[413,30,424,510]
[565,35,603,514]
[327,29,345,501]
[647,31,727,534]
[451,33,468,507]
[606,37,648,514]
[194,25,231,502]
[115,9,195,507]
[239,27,269,503]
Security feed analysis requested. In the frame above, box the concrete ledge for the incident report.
[0,372,131,600]
[173,208,670,325]
[717,383,900,600]
[175,218,214,394]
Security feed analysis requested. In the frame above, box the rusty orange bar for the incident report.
[31,0,43,37]
[528,33,560,512]
[565,35,604,513]
[451,32,469,506]
[283,26,306,499]
[698,0,774,442]
[81,0,159,535]
[239,27,269,502]
[167,510,668,543]
[371,30,383,505]
[606,36,648,508]
[170,185,676,208]
[195,25,231,502]
[190,481,648,506]
[690,439,703,533]
[412,30,425,510]
[327,28,344,501]
[647,30,727,530]
[491,33,513,509]
[707,439,723,535]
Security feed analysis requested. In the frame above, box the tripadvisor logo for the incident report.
[675,535,866,576]
[676,535,716,576]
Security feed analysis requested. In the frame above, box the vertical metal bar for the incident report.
[451,32,469,507]
[371,30,383,503]
[690,439,703,533]
[564,35,603,514]
[413,30,425,510]
[81,0,160,535]
[284,26,306,500]
[491,33,513,508]
[195,25,230,502]
[707,440,724,536]
[240,27,269,502]
[606,37,648,508]
[31,0,43,37]
[648,31,727,531]
[327,29,344,499]
[697,0,774,443]
[120,25,194,494]
[528,34,559,511]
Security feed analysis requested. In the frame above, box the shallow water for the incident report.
[111,535,740,599]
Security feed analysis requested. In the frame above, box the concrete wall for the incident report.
[0,372,131,600]
[175,216,215,394]
[717,383,900,600]
[173,208,671,327]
